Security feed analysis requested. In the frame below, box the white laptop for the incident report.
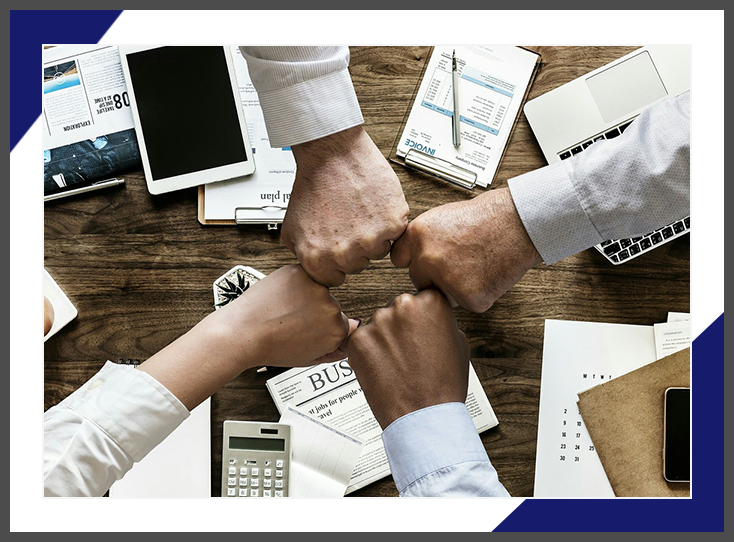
[524,46,691,264]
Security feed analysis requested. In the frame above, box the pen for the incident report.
[452,49,461,147]
[44,177,126,202]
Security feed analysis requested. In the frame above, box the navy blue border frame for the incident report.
[17,10,725,532]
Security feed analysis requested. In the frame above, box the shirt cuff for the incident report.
[381,402,490,494]
[256,68,364,148]
[508,161,605,264]
[59,361,190,462]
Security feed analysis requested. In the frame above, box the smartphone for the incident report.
[119,46,255,194]
[663,387,690,482]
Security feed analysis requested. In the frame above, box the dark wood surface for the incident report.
[44,46,690,498]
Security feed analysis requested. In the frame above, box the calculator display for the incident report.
[229,436,285,452]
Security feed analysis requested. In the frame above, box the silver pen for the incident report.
[452,49,461,147]
[44,178,126,202]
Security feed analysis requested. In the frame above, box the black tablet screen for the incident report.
[126,46,247,181]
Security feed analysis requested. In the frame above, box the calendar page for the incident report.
[534,320,658,497]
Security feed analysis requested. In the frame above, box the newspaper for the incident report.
[42,45,140,196]
[266,358,498,494]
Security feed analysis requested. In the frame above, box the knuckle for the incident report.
[393,292,414,308]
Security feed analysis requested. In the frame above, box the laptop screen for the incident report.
[586,51,668,123]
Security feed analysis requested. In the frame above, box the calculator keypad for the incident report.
[223,458,287,497]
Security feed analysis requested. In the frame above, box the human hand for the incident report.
[390,188,542,313]
[283,126,409,286]
[215,264,358,368]
[44,295,55,336]
[140,265,357,410]
[346,289,469,429]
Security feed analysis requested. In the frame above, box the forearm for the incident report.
[509,92,690,264]
[138,299,262,411]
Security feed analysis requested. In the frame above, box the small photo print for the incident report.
[43,60,80,93]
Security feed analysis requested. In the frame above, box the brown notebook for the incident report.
[577,347,690,497]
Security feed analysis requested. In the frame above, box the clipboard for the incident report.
[198,185,286,229]
[389,46,541,190]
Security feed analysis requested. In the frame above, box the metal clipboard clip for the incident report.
[404,148,477,190]
[234,205,288,230]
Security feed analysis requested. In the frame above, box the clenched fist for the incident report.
[283,126,409,286]
[347,289,470,429]
[391,188,542,313]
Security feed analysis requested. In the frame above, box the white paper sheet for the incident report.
[109,398,211,498]
[43,269,77,342]
[667,312,691,322]
[279,404,363,498]
[534,320,658,497]
[654,320,692,359]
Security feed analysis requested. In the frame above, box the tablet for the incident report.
[119,46,255,194]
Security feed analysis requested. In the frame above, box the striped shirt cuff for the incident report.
[256,67,364,148]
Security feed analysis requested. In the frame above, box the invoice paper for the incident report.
[534,320,658,497]
[396,46,538,187]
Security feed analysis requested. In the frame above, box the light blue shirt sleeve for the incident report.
[508,92,690,264]
[381,402,510,497]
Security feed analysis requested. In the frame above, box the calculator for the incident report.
[221,421,291,498]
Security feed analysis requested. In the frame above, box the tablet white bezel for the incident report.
[119,45,255,195]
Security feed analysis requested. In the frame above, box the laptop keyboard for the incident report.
[558,119,634,160]
[595,216,690,264]
[557,118,689,265]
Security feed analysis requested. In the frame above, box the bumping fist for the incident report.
[346,289,470,429]
[223,264,357,367]
[282,126,409,287]
[390,188,542,313]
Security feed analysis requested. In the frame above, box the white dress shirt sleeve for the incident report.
[43,361,189,497]
[239,46,364,148]
[508,92,690,264]
[381,402,510,497]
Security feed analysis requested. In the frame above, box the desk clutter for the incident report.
[43,45,690,498]
[534,313,691,497]
[43,45,294,228]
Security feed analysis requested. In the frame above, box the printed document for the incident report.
[396,46,539,187]
[267,358,498,494]
[534,320,658,497]
[43,45,135,150]
[203,46,295,222]
[654,320,692,360]
[279,404,363,497]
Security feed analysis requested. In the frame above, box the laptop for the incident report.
[524,46,690,265]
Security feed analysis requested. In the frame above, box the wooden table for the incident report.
[44,46,690,497]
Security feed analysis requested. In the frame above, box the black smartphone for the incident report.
[663,387,690,482]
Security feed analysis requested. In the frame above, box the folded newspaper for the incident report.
[266,358,498,494]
